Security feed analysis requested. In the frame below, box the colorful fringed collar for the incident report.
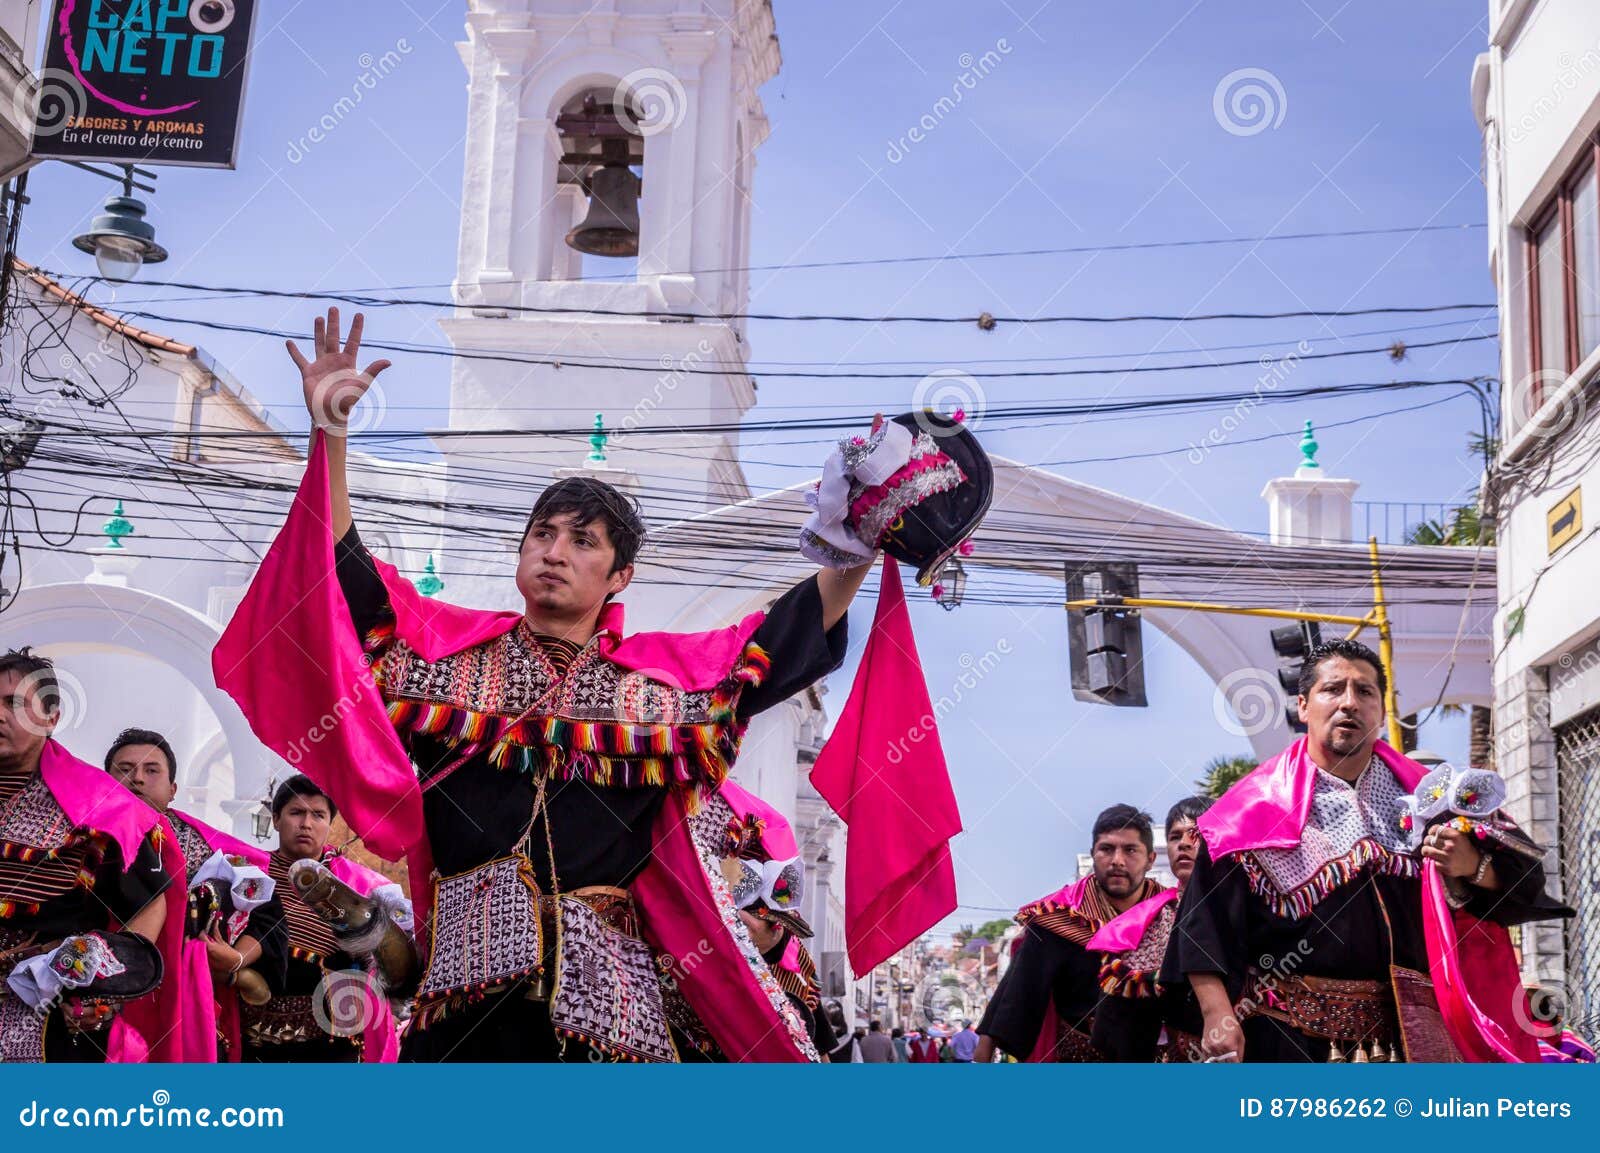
[1017,876,1164,946]
[1242,839,1420,921]
[378,625,771,795]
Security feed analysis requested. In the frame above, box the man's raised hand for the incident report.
[286,306,391,435]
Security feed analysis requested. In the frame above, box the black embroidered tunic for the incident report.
[334,525,847,1060]
[1162,762,1562,1063]
[0,769,170,1063]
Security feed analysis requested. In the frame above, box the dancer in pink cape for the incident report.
[213,310,985,1060]
[1165,639,1572,1062]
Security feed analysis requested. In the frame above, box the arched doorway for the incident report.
[0,582,273,840]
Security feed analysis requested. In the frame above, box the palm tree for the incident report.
[1197,754,1257,799]
[1404,503,1494,547]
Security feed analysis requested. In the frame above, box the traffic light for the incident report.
[1270,621,1323,731]
[1065,562,1146,707]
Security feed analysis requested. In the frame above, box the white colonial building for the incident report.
[1474,0,1600,1024]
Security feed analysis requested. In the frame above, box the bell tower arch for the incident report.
[436,0,781,547]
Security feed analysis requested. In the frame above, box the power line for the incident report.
[121,222,1481,287]
[7,377,1493,441]
[34,267,1497,328]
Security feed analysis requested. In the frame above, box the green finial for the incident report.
[588,413,608,464]
[103,499,134,549]
[1299,420,1320,470]
[416,554,444,598]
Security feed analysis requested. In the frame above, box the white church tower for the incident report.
[435,1,782,611]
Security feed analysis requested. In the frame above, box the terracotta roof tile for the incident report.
[8,256,196,356]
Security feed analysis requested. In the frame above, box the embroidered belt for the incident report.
[1160,1028,1204,1063]
[240,994,363,1050]
[1241,971,1397,1053]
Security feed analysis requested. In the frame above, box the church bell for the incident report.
[566,142,641,258]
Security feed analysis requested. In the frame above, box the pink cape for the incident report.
[809,559,962,974]
[212,431,807,1060]
[167,809,265,1064]
[1085,888,1181,954]
[37,741,188,1064]
[632,791,818,1061]
[1198,738,1539,1062]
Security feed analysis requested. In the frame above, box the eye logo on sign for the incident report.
[189,0,235,35]
[32,0,259,169]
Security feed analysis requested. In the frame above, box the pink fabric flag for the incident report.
[809,559,961,974]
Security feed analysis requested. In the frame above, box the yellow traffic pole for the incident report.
[1367,537,1404,750]
[1060,596,1373,629]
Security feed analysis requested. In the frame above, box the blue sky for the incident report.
[18,0,1494,922]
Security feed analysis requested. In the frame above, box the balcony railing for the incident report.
[1352,500,1460,546]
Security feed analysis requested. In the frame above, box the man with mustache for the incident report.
[1088,795,1212,1061]
[973,804,1163,1062]
[1165,640,1570,1062]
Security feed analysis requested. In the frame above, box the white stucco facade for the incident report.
[1475,0,1600,1011]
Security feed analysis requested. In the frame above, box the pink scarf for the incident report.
[176,808,267,868]
[632,791,815,1061]
[1199,737,1539,1062]
[166,808,265,1063]
[809,559,961,973]
[36,741,188,1064]
[1085,888,1181,954]
[368,550,765,689]
[1022,875,1091,917]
